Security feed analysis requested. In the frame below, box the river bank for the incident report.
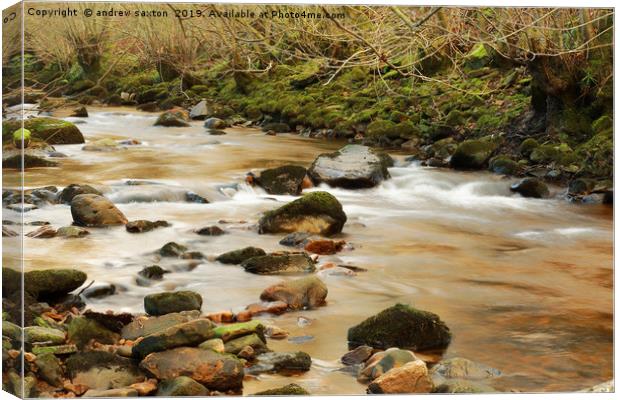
[1,106,614,396]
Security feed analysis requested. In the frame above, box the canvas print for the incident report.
[1,2,614,398]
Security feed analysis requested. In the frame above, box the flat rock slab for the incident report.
[308,145,393,189]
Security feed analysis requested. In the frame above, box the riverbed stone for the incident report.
[347,304,451,351]
[71,194,128,226]
[66,351,145,390]
[433,379,496,393]
[253,383,309,395]
[24,326,65,345]
[212,320,265,342]
[156,376,209,396]
[341,345,374,366]
[144,291,203,316]
[2,149,58,169]
[190,100,209,120]
[258,191,347,236]
[196,225,226,236]
[224,333,268,356]
[126,219,169,233]
[260,275,327,309]
[308,145,393,189]
[67,316,120,348]
[359,348,418,382]
[132,319,215,359]
[24,269,87,301]
[279,232,311,247]
[58,184,102,204]
[121,310,201,340]
[248,351,312,374]
[258,165,308,195]
[366,360,433,394]
[216,246,266,264]
[56,226,90,238]
[430,357,500,381]
[154,108,190,127]
[3,117,84,144]
[204,117,227,129]
[242,253,316,275]
[510,177,550,198]
[489,156,520,175]
[450,139,498,169]
[140,347,245,391]
[304,239,346,255]
[159,242,188,257]
[138,265,169,281]
[199,338,225,353]
[25,225,57,238]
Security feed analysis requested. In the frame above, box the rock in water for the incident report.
[71,106,88,118]
[258,191,347,236]
[216,247,266,265]
[3,117,84,144]
[430,357,500,381]
[260,275,327,309]
[154,108,190,127]
[156,376,209,396]
[367,360,433,394]
[253,384,309,395]
[144,291,203,315]
[510,177,550,198]
[257,165,308,195]
[71,194,128,227]
[140,347,244,391]
[359,348,418,382]
[24,269,86,301]
[189,100,209,120]
[121,310,201,340]
[347,304,451,351]
[249,351,312,374]
[242,253,316,275]
[65,351,145,390]
[3,149,58,168]
[341,345,374,365]
[58,184,102,204]
[204,117,226,129]
[308,145,393,189]
[450,139,498,169]
[132,319,215,359]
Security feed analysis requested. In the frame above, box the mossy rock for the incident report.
[347,303,451,351]
[262,122,290,133]
[67,317,119,348]
[216,247,266,265]
[450,139,498,169]
[463,44,493,70]
[366,119,398,139]
[3,149,58,169]
[24,269,87,301]
[223,333,268,355]
[156,376,208,396]
[489,156,520,175]
[592,115,612,134]
[445,110,466,127]
[519,138,539,157]
[3,118,84,145]
[254,383,309,395]
[144,291,203,316]
[510,178,550,198]
[258,191,347,236]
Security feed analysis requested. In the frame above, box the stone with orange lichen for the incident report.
[304,239,346,255]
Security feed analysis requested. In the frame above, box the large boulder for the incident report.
[260,275,327,309]
[24,269,86,301]
[58,184,102,204]
[139,347,244,391]
[144,291,203,316]
[241,253,316,275]
[257,165,309,195]
[308,145,393,189]
[347,304,451,351]
[189,100,209,120]
[154,108,190,127]
[367,360,433,394]
[450,139,498,169]
[2,117,84,144]
[132,319,215,359]
[216,247,266,265]
[71,194,128,227]
[510,177,550,198]
[258,191,347,236]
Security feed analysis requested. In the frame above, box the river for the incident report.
[9,108,613,394]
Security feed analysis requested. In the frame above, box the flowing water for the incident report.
[9,108,613,394]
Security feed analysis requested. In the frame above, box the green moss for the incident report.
[445,110,465,126]
[367,119,397,138]
[519,138,539,157]
[592,115,612,134]
[450,139,499,169]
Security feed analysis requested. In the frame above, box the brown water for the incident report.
[10,108,613,394]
